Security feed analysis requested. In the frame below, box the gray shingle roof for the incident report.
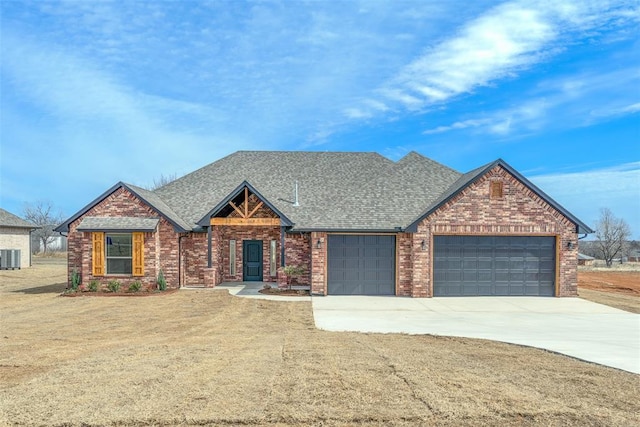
[154,151,462,231]
[76,217,160,232]
[124,183,192,231]
[0,208,38,228]
[57,151,593,234]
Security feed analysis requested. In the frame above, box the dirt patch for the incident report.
[1,262,639,426]
[578,271,640,295]
[578,271,640,313]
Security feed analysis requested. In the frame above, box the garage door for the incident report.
[328,235,395,295]
[434,236,555,296]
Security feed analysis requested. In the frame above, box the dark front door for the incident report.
[243,240,263,281]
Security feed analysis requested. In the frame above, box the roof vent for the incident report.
[293,180,300,207]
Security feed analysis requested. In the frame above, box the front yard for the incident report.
[0,259,638,426]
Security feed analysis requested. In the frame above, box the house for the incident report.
[0,208,38,268]
[55,151,592,297]
[627,250,640,263]
[578,253,595,266]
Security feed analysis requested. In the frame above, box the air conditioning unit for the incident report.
[0,249,21,269]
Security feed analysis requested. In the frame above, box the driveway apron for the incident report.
[311,296,640,374]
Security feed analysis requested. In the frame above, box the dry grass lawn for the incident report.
[1,260,638,426]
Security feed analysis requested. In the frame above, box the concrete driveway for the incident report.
[312,296,640,374]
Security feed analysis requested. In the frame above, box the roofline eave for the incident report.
[54,182,190,233]
[405,159,594,234]
[196,180,293,227]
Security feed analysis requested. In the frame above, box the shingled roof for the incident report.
[57,151,593,234]
[0,208,37,229]
[153,151,462,231]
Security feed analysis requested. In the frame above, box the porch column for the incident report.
[207,225,212,268]
[280,226,286,266]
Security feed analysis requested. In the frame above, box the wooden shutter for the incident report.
[92,232,105,276]
[132,232,144,276]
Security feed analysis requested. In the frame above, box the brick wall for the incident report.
[397,233,413,296]
[413,165,578,297]
[284,232,311,286]
[310,231,327,295]
[181,232,208,286]
[66,187,180,291]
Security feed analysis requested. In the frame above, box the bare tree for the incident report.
[23,201,64,254]
[148,173,178,190]
[594,208,631,267]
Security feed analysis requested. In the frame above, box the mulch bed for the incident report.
[61,288,179,297]
[258,287,310,296]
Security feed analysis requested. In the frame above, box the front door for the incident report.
[243,240,263,281]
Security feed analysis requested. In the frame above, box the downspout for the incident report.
[280,226,286,267]
[207,226,212,268]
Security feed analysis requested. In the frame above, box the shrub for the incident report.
[70,269,81,291]
[107,279,121,293]
[88,280,99,292]
[283,265,305,276]
[157,270,167,291]
[128,281,142,293]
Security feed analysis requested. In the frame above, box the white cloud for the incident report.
[421,65,639,136]
[349,0,640,121]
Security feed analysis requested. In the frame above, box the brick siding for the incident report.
[411,165,578,297]
[68,165,579,297]
[66,187,180,291]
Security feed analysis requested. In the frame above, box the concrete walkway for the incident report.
[312,296,640,374]
[207,282,312,302]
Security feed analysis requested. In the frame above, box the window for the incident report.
[490,181,504,199]
[229,239,236,276]
[270,240,277,277]
[106,233,132,275]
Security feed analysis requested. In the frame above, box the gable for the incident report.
[406,159,593,234]
[56,182,190,233]
[198,181,292,227]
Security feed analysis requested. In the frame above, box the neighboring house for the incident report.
[55,151,592,297]
[31,225,68,253]
[578,253,595,266]
[627,250,640,263]
[0,207,39,268]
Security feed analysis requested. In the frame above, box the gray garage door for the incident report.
[328,235,395,295]
[434,236,555,296]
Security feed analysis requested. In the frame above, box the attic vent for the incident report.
[490,181,504,199]
[293,180,300,207]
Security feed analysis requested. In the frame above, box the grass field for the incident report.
[0,258,638,426]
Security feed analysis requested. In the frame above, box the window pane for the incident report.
[229,240,236,276]
[106,234,132,257]
[270,240,277,276]
[107,259,132,275]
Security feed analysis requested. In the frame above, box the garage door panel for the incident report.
[434,236,555,297]
[328,235,396,295]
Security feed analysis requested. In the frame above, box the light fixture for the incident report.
[567,241,574,250]
[421,240,427,250]
[316,239,322,249]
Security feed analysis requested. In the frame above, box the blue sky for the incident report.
[1,0,639,237]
